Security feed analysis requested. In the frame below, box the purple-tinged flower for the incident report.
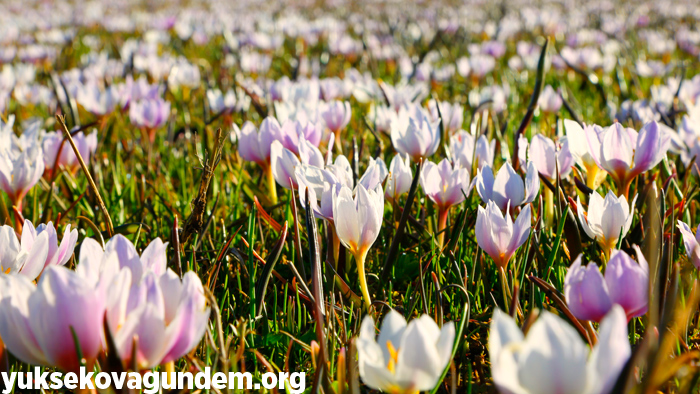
[320,100,352,136]
[129,98,171,141]
[42,130,97,175]
[78,235,210,370]
[0,224,49,279]
[537,85,562,114]
[421,158,472,247]
[271,138,324,190]
[565,248,649,322]
[420,158,471,211]
[519,134,574,180]
[0,265,105,373]
[391,104,441,161]
[235,118,279,168]
[476,161,539,212]
[0,143,44,210]
[586,121,671,196]
[476,200,531,269]
[20,220,78,277]
[677,220,700,269]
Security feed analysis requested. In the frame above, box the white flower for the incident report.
[358,310,455,394]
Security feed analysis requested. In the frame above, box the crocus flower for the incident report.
[476,161,540,212]
[76,82,119,116]
[206,88,237,115]
[450,131,495,170]
[357,310,455,394]
[489,305,630,394]
[421,158,472,247]
[129,98,171,143]
[20,220,78,276]
[235,118,283,202]
[368,104,395,134]
[519,134,573,226]
[320,100,352,138]
[390,104,441,161]
[42,130,98,175]
[0,143,44,210]
[564,120,607,189]
[332,184,384,308]
[0,265,106,372]
[519,134,574,181]
[357,157,388,191]
[677,220,700,269]
[537,85,562,114]
[79,235,210,370]
[279,117,323,150]
[585,121,671,197]
[476,200,532,269]
[385,154,413,201]
[0,224,48,279]
[271,138,324,190]
[564,248,649,322]
[428,99,463,133]
[576,190,637,254]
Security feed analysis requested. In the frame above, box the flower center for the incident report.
[386,340,400,373]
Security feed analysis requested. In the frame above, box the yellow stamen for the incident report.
[386,340,399,373]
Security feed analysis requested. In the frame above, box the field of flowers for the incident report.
[1,0,700,392]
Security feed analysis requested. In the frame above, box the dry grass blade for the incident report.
[181,128,228,245]
[56,114,114,237]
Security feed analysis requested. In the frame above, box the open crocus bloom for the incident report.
[357,310,455,394]
[0,265,106,373]
[677,220,700,269]
[576,190,637,253]
[564,119,607,189]
[79,235,210,370]
[564,248,648,322]
[585,121,670,196]
[0,224,48,279]
[519,134,574,180]
[475,201,532,269]
[420,158,472,211]
[450,131,495,171]
[234,119,278,168]
[271,138,324,190]
[21,220,78,273]
[489,305,630,394]
[390,103,441,161]
[476,161,539,212]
